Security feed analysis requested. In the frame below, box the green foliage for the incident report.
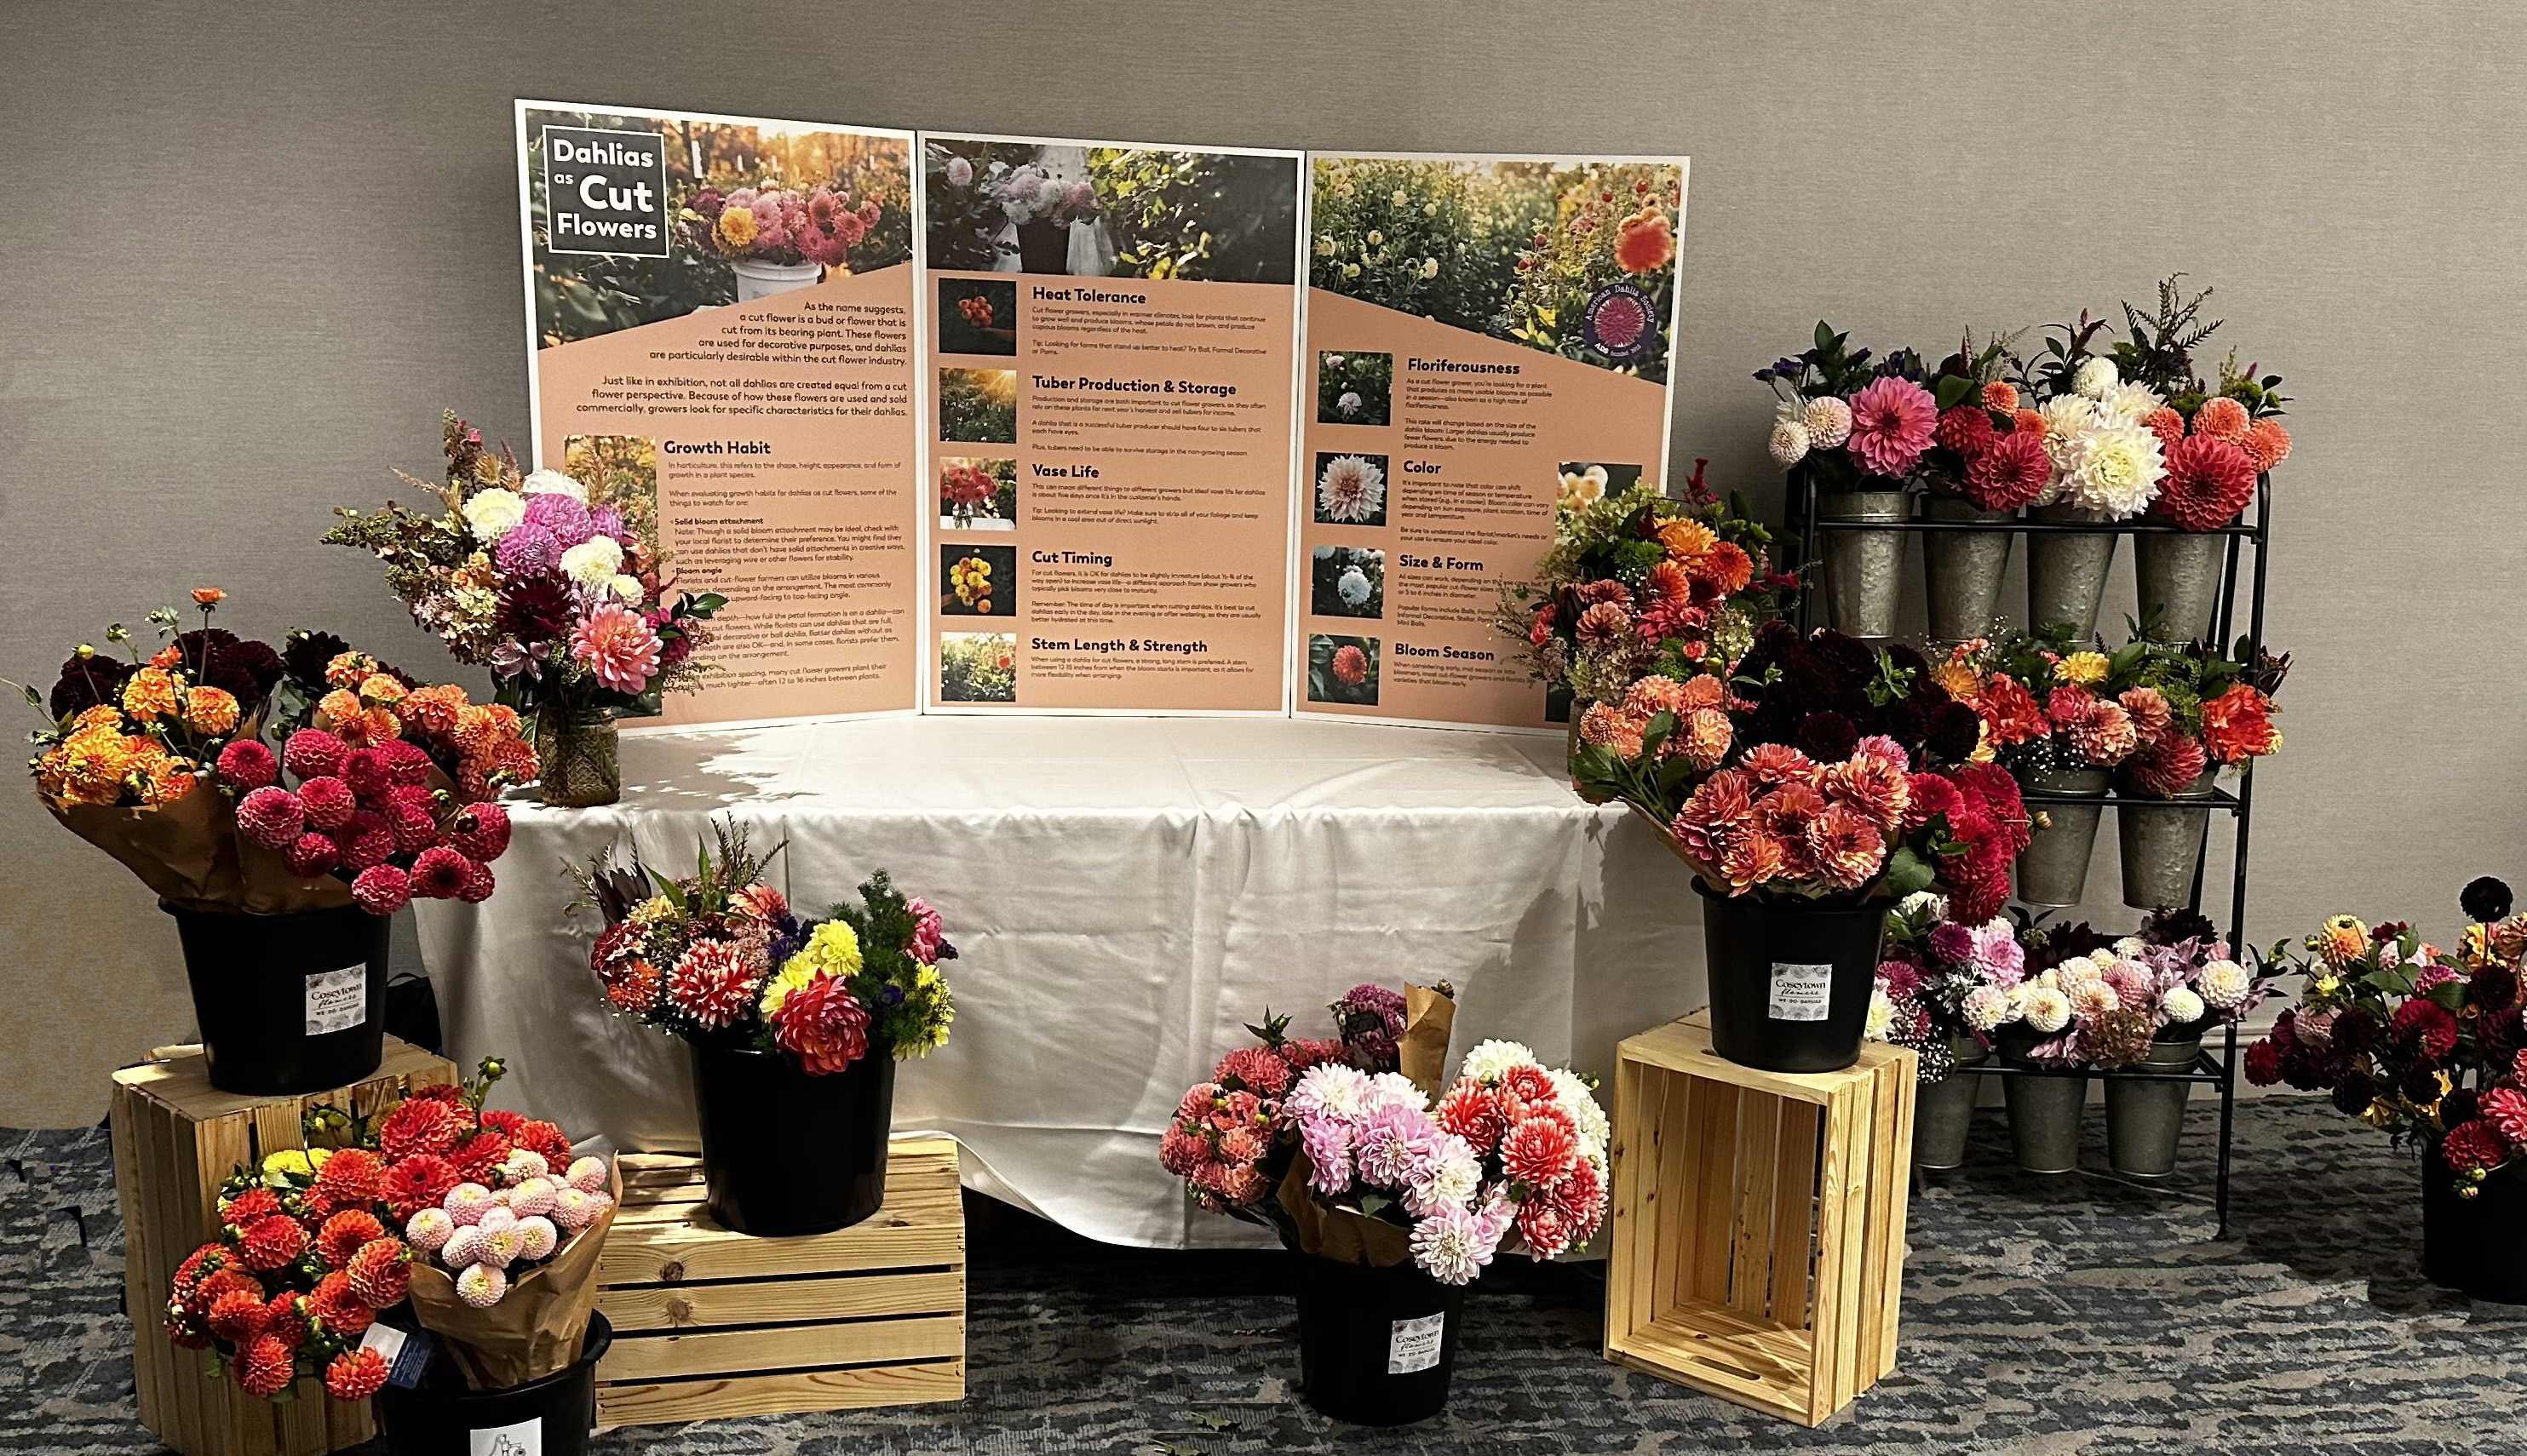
[1316,351,1392,425]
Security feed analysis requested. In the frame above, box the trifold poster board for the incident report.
[1293,155,1688,731]
[515,105,1684,731]
[918,134,1304,714]
[515,101,923,727]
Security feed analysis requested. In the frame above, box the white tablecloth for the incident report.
[415,715,1705,1248]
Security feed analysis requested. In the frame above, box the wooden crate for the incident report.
[111,1038,459,1456]
[593,1136,966,1429]
[1604,1012,1916,1427]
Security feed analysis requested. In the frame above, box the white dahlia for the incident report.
[2162,986,2207,1025]
[1864,988,1897,1040]
[1961,984,2011,1032]
[2072,356,2120,399]
[2059,421,2165,518]
[1768,418,1812,467]
[1336,565,1372,606]
[2197,960,2251,1009]
[1803,396,1854,449]
[1459,1039,1538,1084]
[2093,381,2165,428]
[2022,986,2073,1035]
[1546,1068,1611,1157]
[1316,453,1386,522]
[520,468,587,502]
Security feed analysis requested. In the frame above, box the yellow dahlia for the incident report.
[359,674,408,705]
[2057,651,2110,687]
[183,686,240,737]
[716,207,758,249]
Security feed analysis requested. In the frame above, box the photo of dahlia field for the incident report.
[1307,634,1380,707]
[939,368,1018,444]
[1311,156,1684,384]
[939,633,1016,703]
[527,109,913,347]
[1316,350,1393,426]
[924,137,1299,283]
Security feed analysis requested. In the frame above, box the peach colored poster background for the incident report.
[927,275,1298,713]
[1295,292,1671,729]
[534,266,922,725]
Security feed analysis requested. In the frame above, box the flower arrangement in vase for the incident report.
[684,182,881,274]
[163,1056,617,1404]
[1495,460,1786,737]
[1755,326,1936,639]
[574,819,953,1235]
[2246,879,2527,1302]
[327,413,724,807]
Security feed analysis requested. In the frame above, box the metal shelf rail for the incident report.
[1793,473,2273,1236]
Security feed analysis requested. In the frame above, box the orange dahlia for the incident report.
[1717,831,1787,893]
[236,1333,296,1398]
[1979,672,2047,747]
[2242,417,2292,471]
[399,684,469,737]
[2012,408,2046,439]
[1980,381,2019,412]
[121,668,180,720]
[183,685,240,736]
[1821,754,1910,833]
[2143,406,2186,452]
[1676,707,1732,769]
[1739,742,1817,787]
[317,688,363,725]
[1804,802,1887,890]
[1656,518,1716,560]
[2191,395,2252,442]
[2200,682,2281,763]
[358,673,407,704]
[324,1348,388,1401]
[1576,701,1645,760]
[1612,209,1675,275]
[1644,559,1693,605]
[1690,540,1754,595]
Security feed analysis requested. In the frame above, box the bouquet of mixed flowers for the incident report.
[14,593,526,915]
[1496,461,1788,713]
[1945,628,2288,792]
[576,820,955,1071]
[684,183,881,272]
[1868,891,2025,1081]
[1763,327,2057,516]
[1995,910,2262,1067]
[325,413,723,739]
[1571,622,2032,915]
[2247,879,2527,1199]
[164,1057,617,1400]
[2019,278,2290,532]
[1163,986,1609,1285]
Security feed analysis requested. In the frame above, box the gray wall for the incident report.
[2,1,2516,1124]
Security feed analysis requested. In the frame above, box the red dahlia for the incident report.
[2441,1118,2510,1174]
[1501,1113,1581,1187]
[449,1132,512,1184]
[515,1120,574,1166]
[382,1152,460,1220]
[215,739,279,791]
[1961,429,2050,511]
[308,1270,375,1338]
[298,776,358,831]
[315,1210,387,1270]
[235,1333,297,1398]
[352,863,411,914]
[410,846,475,900]
[449,801,511,861]
[324,1348,389,1401]
[2393,999,2459,1062]
[238,1215,308,1272]
[1435,1080,1508,1155]
[205,1287,268,1344]
[345,1238,412,1308]
[282,729,349,781]
[380,1097,462,1160]
[1933,404,1994,458]
[221,1186,284,1228]
[195,1266,263,1315]
[260,1291,307,1350]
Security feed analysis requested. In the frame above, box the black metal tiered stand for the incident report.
[1794,473,2272,1238]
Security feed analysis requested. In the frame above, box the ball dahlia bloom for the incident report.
[571,605,663,694]
[1803,396,1853,448]
[2191,395,2252,443]
[1843,376,1938,479]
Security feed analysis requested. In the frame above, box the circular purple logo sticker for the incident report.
[1583,282,1659,362]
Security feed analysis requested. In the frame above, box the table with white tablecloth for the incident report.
[413,714,1706,1248]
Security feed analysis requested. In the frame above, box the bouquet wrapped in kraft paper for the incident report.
[404,1161,621,1388]
[1163,983,1614,1285]
[160,1057,623,1405]
[14,593,539,920]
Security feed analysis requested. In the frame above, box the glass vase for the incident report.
[534,709,622,808]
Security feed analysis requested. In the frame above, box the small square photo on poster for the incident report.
[938,277,1018,356]
[1307,633,1380,706]
[1312,451,1388,527]
[1311,545,1384,619]
[940,544,1017,616]
[939,456,1018,529]
[939,632,1016,702]
[940,368,1017,444]
[1554,461,1642,514]
[1318,350,1392,425]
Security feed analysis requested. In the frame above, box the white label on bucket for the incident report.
[1387,1312,1445,1374]
[1768,962,1834,1023]
[471,1418,541,1456]
[303,964,367,1036]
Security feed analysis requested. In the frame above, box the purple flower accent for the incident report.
[1928,921,1975,966]
[1353,1103,1441,1190]
[494,525,562,576]
[588,505,625,541]
[520,492,594,548]
[1300,1116,1353,1194]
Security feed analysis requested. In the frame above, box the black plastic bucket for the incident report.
[2423,1153,2527,1303]
[1294,1252,1465,1425]
[1694,880,1885,1073]
[164,901,390,1096]
[376,1312,612,1455]
[691,1040,894,1236]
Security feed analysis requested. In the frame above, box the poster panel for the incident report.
[517,100,922,727]
[1293,154,1688,730]
[919,133,1304,714]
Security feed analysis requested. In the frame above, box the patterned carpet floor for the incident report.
[5,1095,2524,1454]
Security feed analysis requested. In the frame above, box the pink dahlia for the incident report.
[284,832,341,879]
[668,940,761,1029]
[1804,802,1887,891]
[2484,1086,2527,1145]
[235,786,305,850]
[907,897,945,963]
[1843,376,1938,479]
[2152,433,2258,532]
[352,863,411,915]
[378,739,434,787]
[571,606,663,694]
[2442,1119,2508,1174]
[1331,644,1369,686]
[336,814,396,872]
[216,739,279,791]
[2128,736,2208,797]
[1821,754,1910,833]
[1213,1046,1294,1098]
[1961,429,2050,510]
[448,802,511,862]
[283,729,348,781]
[299,776,358,831]
[769,973,870,1075]
[410,846,474,900]
[339,748,391,801]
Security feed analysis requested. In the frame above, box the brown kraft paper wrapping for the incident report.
[1399,983,1456,1097]
[403,1165,623,1390]
[44,788,355,914]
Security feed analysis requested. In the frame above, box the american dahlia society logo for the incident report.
[1582,282,1658,363]
[543,126,669,258]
